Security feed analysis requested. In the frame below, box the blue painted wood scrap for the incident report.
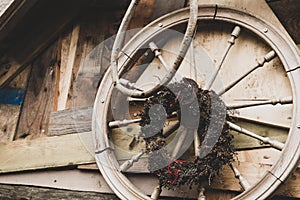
[0,87,25,105]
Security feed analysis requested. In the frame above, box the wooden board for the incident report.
[0,183,119,200]
[1,126,299,198]
[0,124,284,174]
[0,0,92,58]
[48,107,92,136]
[15,42,58,139]
[0,66,30,142]
[78,147,285,171]
[56,25,80,111]
[0,182,238,200]
[0,132,94,173]
[0,105,20,142]
[53,4,127,110]
[65,14,105,109]
[0,0,93,89]
[0,164,300,198]
[47,101,288,149]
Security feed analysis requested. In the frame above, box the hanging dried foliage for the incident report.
[140,78,235,189]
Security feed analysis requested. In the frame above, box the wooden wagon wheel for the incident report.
[93,4,300,200]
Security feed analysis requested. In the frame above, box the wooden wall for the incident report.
[0,0,299,199]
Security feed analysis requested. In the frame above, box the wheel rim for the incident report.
[93,5,300,200]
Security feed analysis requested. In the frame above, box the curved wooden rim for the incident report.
[93,5,300,200]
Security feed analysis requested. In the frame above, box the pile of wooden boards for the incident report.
[0,0,299,199]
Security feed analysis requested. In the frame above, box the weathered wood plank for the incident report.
[15,42,58,139]
[0,132,94,173]
[0,66,30,141]
[77,147,287,172]
[0,0,38,34]
[65,15,105,109]
[0,183,119,200]
[0,87,24,105]
[0,0,91,62]
[211,162,300,199]
[53,5,125,110]
[0,128,300,198]
[0,164,300,198]
[48,107,92,136]
[57,24,80,111]
[0,62,28,89]
[0,168,233,199]
[0,174,239,199]
[47,104,288,150]
[0,0,89,89]
[0,105,20,142]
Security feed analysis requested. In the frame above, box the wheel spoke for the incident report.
[227,96,292,109]
[119,151,144,172]
[149,41,180,82]
[127,97,148,102]
[227,121,284,150]
[229,163,251,190]
[109,119,142,128]
[228,114,290,129]
[149,42,169,71]
[218,50,276,95]
[119,78,143,91]
[171,127,193,158]
[163,121,180,138]
[204,26,241,90]
[150,184,162,200]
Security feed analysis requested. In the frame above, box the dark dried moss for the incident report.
[140,78,235,189]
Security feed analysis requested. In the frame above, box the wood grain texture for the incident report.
[0,166,299,199]
[0,184,119,200]
[0,105,20,142]
[57,24,80,111]
[0,0,91,90]
[0,167,235,199]
[0,0,90,62]
[15,42,58,139]
[0,67,30,142]
[48,107,92,136]
[0,184,240,200]
[0,132,94,173]
[0,130,299,197]
[65,14,106,109]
